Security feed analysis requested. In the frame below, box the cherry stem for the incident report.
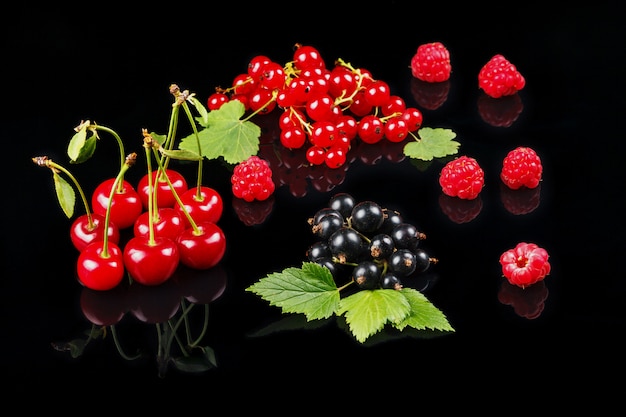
[32,156,95,228]
[142,138,157,245]
[93,125,127,193]
[144,130,201,235]
[101,153,136,258]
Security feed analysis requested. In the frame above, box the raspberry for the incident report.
[500,146,543,190]
[499,242,551,288]
[410,42,452,83]
[478,54,525,98]
[231,155,275,202]
[438,155,485,200]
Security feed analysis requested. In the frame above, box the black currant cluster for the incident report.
[306,193,437,291]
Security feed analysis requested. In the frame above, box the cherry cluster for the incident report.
[207,44,424,169]
[306,193,437,291]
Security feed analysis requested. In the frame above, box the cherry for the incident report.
[70,212,120,252]
[137,168,188,210]
[133,207,185,241]
[77,241,125,291]
[91,178,143,229]
[176,222,226,270]
[175,186,223,229]
[123,236,180,286]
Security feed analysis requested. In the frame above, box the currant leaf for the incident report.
[336,289,411,343]
[403,127,460,161]
[393,288,455,332]
[178,100,261,164]
[53,171,75,218]
[246,262,340,321]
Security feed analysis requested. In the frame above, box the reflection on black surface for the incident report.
[52,265,228,378]
[477,93,524,128]
[499,183,542,215]
[498,280,549,320]
[438,193,483,224]
[410,78,451,110]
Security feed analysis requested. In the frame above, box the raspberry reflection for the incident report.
[498,280,549,319]
[477,93,524,127]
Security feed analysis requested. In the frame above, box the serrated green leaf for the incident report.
[246,262,340,321]
[53,171,75,218]
[336,289,411,343]
[178,100,261,164]
[393,288,455,332]
[404,127,460,161]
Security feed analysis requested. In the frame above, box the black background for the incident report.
[2,3,624,408]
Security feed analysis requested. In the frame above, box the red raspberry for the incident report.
[478,54,525,98]
[231,155,275,202]
[499,242,551,288]
[410,42,452,83]
[439,156,485,200]
[500,146,543,190]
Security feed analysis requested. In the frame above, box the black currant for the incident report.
[380,208,403,234]
[315,257,342,279]
[391,223,425,251]
[352,261,382,290]
[328,193,356,218]
[388,249,417,276]
[312,214,343,240]
[368,233,395,260]
[350,200,384,234]
[329,227,363,263]
[306,241,331,262]
[381,273,403,290]
[308,207,343,226]
[414,248,437,273]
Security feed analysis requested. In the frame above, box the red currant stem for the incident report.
[379,112,403,123]
[101,153,136,258]
[32,156,95,228]
[241,89,279,122]
[334,58,367,107]
[93,125,127,193]
[110,325,142,360]
[290,107,313,135]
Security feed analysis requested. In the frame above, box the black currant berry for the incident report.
[306,241,331,262]
[380,208,403,234]
[391,223,425,251]
[312,214,343,240]
[352,261,382,290]
[308,208,343,227]
[381,273,403,290]
[315,257,342,279]
[388,249,417,276]
[414,248,437,273]
[329,227,363,263]
[328,193,356,218]
[368,233,395,260]
[350,200,384,234]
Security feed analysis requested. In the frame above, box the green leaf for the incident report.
[178,100,261,164]
[246,262,340,321]
[336,289,411,343]
[393,288,455,332]
[67,129,98,164]
[404,127,460,161]
[53,171,75,218]
[189,96,210,126]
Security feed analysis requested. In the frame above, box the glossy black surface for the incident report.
[3,4,624,404]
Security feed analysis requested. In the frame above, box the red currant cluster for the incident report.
[206,44,424,170]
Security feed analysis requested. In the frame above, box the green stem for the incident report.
[94,125,127,193]
[110,324,142,361]
[102,153,135,257]
[181,101,205,194]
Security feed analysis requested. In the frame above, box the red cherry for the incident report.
[70,212,120,252]
[175,186,223,228]
[123,236,180,286]
[80,285,127,326]
[91,178,143,229]
[77,241,125,291]
[133,207,185,241]
[176,222,226,270]
[137,168,188,210]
